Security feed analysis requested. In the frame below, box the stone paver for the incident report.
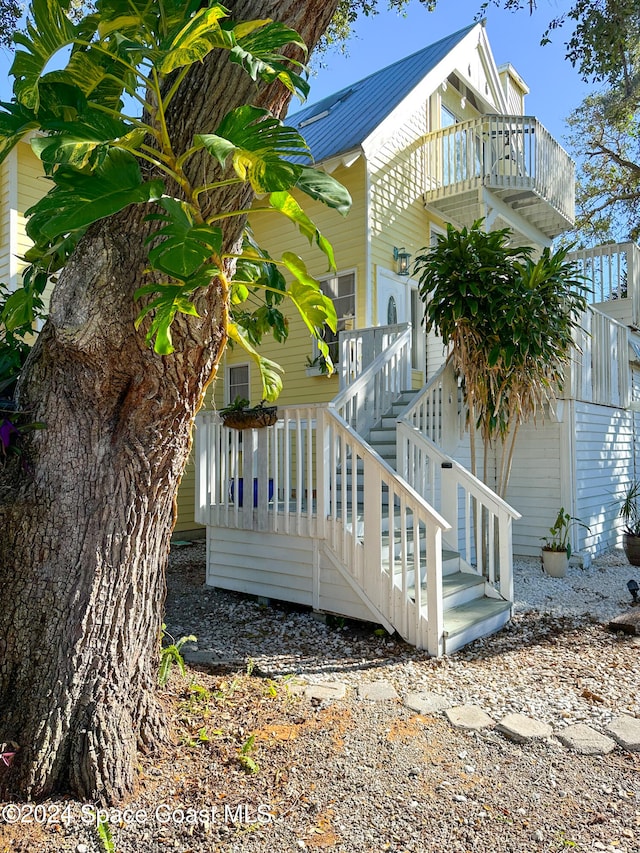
[445,705,495,731]
[405,691,451,715]
[496,713,553,743]
[606,715,640,751]
[556,723,616,755]
[289,681,347,701]
[358,680,399,701]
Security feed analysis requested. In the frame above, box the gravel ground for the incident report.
[2,543,640,853]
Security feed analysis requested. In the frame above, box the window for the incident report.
[316,271,356,365]
[227,363,250,404]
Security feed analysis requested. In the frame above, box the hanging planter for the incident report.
[219,399,277,430]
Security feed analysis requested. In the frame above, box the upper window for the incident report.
[227,363,250,404]
[317,271,356,365]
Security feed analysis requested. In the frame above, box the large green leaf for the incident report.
[281,252,337,336]
[0,102,40,164]
[231,21,309,101]
[11,0,86,111]
[146,197,223,279]
[31,113,136,171]
[134,284,200,354]
[268,191,336,270]
[159,5,231,74]
[26,148,164,244]
[227,321,283,401]
[295,166,352,217]
[195,105,310,193]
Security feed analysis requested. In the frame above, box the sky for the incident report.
[304,0,590,149]
[0,0,590,151]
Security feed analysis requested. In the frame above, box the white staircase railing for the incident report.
[339,323,411,389]
[194,403,451,655]
[398,360,465,454]
[397,363,520,602]
[331,323,412,439]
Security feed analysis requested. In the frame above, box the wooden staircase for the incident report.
[366,392,511,654]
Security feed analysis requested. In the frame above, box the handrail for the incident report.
[568,242,640,329]
[331,323,412,439]
[397,360,464,455]
[423,114,575,228]
[397,364,520,602]
[339,323,410,389]
[322,405,450,655]
[569,305,630,408]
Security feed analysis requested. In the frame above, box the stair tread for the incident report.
[442,597,511,638]
[442,571,484,597]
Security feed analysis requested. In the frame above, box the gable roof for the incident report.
[289,22,478,165]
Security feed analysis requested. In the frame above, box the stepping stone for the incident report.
[608,610,640,635]
[606,715,640,751]
[289,681,347,701]
[445,705,495,731]
[496,713,552,743]
[556,724,616,755]
[358,680,398,701]
[405,691,450,715]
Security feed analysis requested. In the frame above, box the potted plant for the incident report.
[619,481,640,566]
[305,353,331,377]
[541,508,590,578]
[218,397,277,431]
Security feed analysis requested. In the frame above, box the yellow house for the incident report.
[196,22,640,654]
[5,23,639,654]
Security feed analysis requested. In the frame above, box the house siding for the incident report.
[506,417,562,557]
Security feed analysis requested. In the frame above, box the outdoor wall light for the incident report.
[393,247,411,276]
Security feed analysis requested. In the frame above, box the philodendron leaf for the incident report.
[230,21,309,101]
[269,192,336,270]
[295,166,352,216]
[11,0,87,111]
[227,322,283,401]
[0,102,40,164]
[134,285,200,355]
[195,105,310,193]
[158,4,231,74]
[146,197,223,279]
[26,148,164,244]
[31,113,135,171]
[281,252,337,337]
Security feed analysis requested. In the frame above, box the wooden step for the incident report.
[441,598,512,654]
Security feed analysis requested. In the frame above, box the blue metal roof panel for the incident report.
[289,23,477,164]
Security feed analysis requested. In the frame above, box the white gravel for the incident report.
[513,549,638,621]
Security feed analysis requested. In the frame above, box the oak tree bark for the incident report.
[0,0,340,803]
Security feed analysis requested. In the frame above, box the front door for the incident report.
[377,269,425,376]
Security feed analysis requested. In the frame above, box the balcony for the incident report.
[423,115,575,241]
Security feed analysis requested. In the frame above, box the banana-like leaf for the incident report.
[231,21,309,100]
[26,148,164,244]
[295,166,352,217]
[11,0,86,111]
[146,197,223,279]
[227,321,283,401]
[195,106,309,194]
[281,252,337,336]
[159,5,231,74]
[269,191,336,271]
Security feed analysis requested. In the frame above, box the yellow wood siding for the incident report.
[0,157,11,286]
[219,160,367,410]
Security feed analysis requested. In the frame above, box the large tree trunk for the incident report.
[0,0,339,803]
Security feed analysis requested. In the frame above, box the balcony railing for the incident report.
[424,115,575,236]
[569,242,640,328]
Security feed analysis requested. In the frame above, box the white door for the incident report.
[377,270,408,327]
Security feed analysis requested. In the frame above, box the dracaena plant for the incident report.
[0,0,352,400]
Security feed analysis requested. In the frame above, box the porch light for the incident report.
[393,247,411,276]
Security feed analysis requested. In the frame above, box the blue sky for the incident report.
[305,0,590,148]
[0,0,589,149]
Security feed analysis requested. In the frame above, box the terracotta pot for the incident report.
[623,533,640,567]
[541,549,568,578]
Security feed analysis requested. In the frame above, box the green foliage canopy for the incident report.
[0,0,354,400]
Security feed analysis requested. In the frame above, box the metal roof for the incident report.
[288,23,477,164]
